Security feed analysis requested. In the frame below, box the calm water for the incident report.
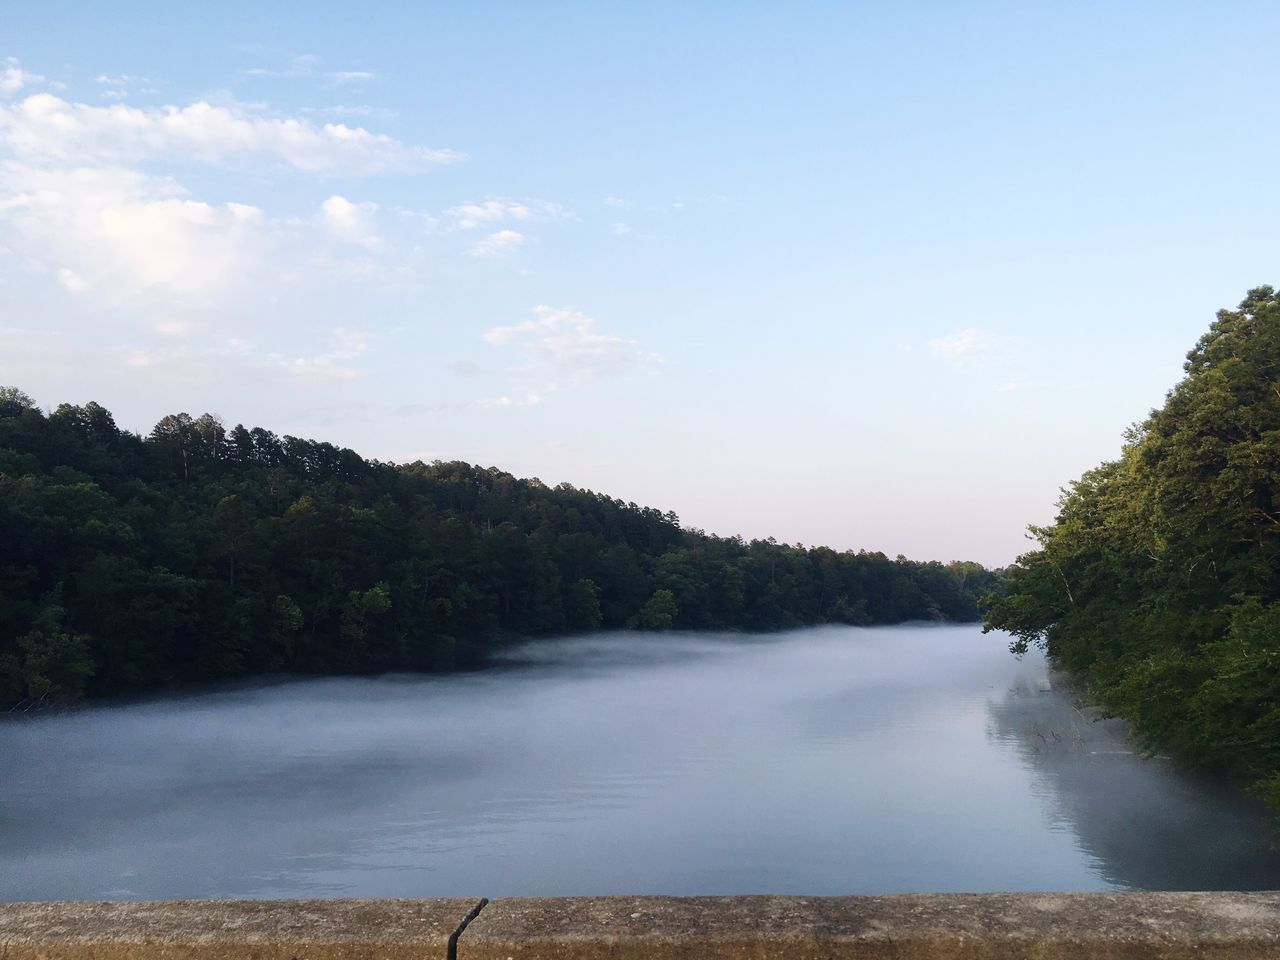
[3,624,1279,901]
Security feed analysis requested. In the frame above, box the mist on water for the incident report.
[3,624,1278,901]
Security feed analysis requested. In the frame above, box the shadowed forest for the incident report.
[0,390,998,704]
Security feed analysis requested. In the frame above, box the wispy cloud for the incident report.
[476,391,542,409]
[95,73,147,86]
[927,328,992,369]
[469,229,524,258]
[273,327,370,381]
[995,376,1031,393]
[0,93,461,172]
[927,327,1033,393]
[304,103,398,122]
[328,71,376,84]
[242,54,378,87]
[481,305,658,404]
[445,197,567,230]
[242,54,321,79]
[94,73,156,100]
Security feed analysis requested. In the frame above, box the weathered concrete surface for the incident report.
[0,898,483,960]
[4,895,1280,960]
[456,893,1280,960]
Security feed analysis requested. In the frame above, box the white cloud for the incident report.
[319,194,380,248]
[0,93,461,173]
[1,59,42,97]
[0,62,475,384]
[0,73,465,320]
[928,328,992,369]
[604,196,630,209]
[0,163,270,310]
[445,197,566,230]
[469,229,524,258]
[609,222,632,236]
[482,305,657,393]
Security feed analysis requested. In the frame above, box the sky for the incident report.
[2,2,1278,567]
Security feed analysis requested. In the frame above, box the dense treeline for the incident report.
[0,388,997,704]
[985,286,1280,805]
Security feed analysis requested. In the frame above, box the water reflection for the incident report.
[985,664,1280,890]
[1,625,1278,901]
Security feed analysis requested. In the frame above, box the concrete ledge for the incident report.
[0,898,483,960]
[459,894,1280,960]
[3,893,1280,960]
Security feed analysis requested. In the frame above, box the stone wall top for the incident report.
[460,893,1280,959]
[0,898,483,960]
[3,893,1280,960]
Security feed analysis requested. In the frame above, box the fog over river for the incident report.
[3,624,1279,900]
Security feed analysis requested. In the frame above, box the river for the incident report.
[2,624,1278,900]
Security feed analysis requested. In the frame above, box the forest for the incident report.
[984,286,1280,807]
[0,387,998,704]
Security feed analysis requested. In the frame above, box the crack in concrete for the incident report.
[447,898,488,960]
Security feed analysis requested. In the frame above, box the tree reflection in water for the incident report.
[985,666,1280,891]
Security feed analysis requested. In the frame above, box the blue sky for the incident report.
[2,2,1277,566]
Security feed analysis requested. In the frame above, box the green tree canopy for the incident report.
[984,286,1280,803]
